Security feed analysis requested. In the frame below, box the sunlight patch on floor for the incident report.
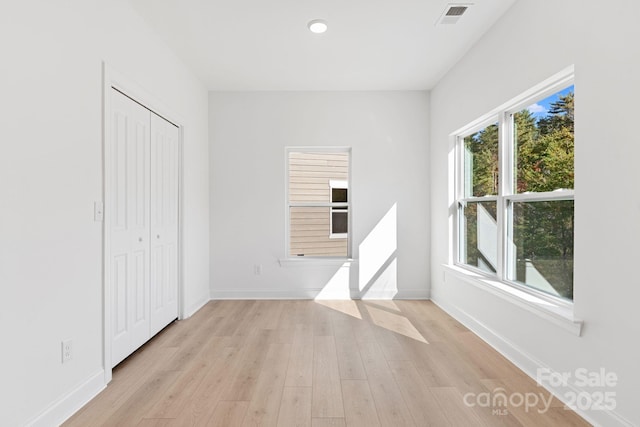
[364,304,428,343]
[362,299,401,312]
[314,299,362,319]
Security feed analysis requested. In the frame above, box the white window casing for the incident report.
[452,66,577,317]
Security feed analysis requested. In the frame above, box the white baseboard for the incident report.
[184,293,211,319]
[431,297,635,427]
[211,289,322,300]
[27,370,105,427]
[210,288,429,300]
[360,288,429,300]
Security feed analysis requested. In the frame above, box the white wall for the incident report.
[430,1,640,426]
[209,92,430,300]
[0,1,209,425]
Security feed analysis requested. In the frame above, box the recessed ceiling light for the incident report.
[308,19,328,34]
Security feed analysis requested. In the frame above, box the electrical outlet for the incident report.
[62,339,73,363]
[254,264,262,275]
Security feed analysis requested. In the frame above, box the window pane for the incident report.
[509,200,574,300]
[331,188,348,203]
[331,210,348,234]
[514,86,574,193]
[463,122,499,197]
[459,201,497,273]
[289,152,349,203]
[288,151,350,257]
[290,207,347,257]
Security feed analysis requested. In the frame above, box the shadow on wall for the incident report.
[314,203,398,300]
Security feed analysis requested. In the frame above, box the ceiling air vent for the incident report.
[436,3,472,26]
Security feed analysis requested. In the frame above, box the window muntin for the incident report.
[456,82,574,302]
[287,150,350,257]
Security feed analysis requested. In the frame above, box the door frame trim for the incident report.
[102,62,186,383]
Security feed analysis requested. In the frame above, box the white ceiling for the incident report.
[129,0,516,91]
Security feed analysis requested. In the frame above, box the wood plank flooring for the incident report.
[64,300,590,427]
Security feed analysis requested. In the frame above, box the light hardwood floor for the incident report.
[64,300,590,427]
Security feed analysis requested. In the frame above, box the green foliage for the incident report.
[516,92,574,192]
[513,200,574,300]
[464,123,499,196]
[513,91,575,299]
[463,90,575,299]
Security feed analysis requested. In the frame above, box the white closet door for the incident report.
[110,89,151,367]
[149,112,179,336]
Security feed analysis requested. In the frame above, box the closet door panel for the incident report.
[150,112,180,336]
[112,255,128,340]
[110,89,151,367]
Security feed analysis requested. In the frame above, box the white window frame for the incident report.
[285,147,352,259]
[329,179,348,239]
[453,71,575,308]
[456,116,501,276]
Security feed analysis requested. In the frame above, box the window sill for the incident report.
[279,258,357,267]
[443,264,583,336]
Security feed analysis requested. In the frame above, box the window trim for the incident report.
[443,264,582,336]
[452,67,575,309]
[285,146,352,259]
[329,179,349,239]
[329,208,349,239]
